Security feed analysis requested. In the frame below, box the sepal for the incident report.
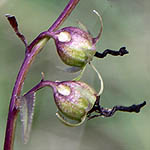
[19,92,36,144]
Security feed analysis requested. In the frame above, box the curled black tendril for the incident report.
[94,47,129,58]
[87,96,146,120]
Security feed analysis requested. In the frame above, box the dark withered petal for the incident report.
[5,14,27,48]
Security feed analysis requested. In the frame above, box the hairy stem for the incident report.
[4,0,80,150]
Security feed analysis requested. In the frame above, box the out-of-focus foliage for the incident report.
[0,0,150,150]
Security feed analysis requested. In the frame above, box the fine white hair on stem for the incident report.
[92,9,103,44]
[89,62,104,96]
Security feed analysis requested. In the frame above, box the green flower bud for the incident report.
[53,27,96,67]
[52,81,97,126]
[20,63,103,128]
[51,10,103,69]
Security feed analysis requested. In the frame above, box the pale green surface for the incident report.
[0,0,150,150]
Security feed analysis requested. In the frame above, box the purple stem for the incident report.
[4,0,80,150]
[24,80,58,96]
[28,0,80,52]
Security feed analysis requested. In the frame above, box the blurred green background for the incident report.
[0,0,150,149]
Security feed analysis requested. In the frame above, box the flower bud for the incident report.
[52,27,96,68]
[51,10,103,69]
[51,81,97,126]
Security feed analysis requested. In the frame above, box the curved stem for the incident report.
[92,10,103,44]
[24,80,58,96]
[48,0,80,32]
[4,0,80,150]
[89,62,104,96]
[4,36,50,150]
[28,0,80,52]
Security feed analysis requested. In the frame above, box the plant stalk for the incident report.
[4,0,80,150]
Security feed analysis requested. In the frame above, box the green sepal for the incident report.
[56,111,86,127]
